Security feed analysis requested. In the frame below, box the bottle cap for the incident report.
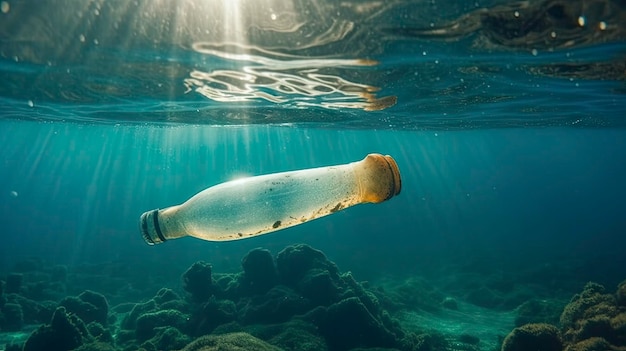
[140,209,167,245]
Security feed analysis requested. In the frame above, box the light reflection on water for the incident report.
[184,42,396,111]
[0,0,624,127]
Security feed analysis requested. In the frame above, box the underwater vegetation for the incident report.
[501,280,626,351]
[1,244,625,351]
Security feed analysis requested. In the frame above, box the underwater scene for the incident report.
[1,0,626,350]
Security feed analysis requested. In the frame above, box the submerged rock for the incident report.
[264,319,328,351]
[177,332,282,351]
[121,299,157,330]
[23,306,90,351]
[500,281,626,351]
[617,280,626,307]
[317,296,399,350]
[135,309,189,341]
[59,290,109,326]
[560,282,626,347]
[142,326,191,351]
[240,248,278,295]
[188,298,237,336]
[501,323,562,351]
[275,244,340,287]
[239,285,312,325]
[182,261,215,303]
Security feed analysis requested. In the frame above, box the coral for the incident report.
[182,261,215,303]
[177,332,282,351]
[501,323,562,351]
[23,306,91,351]
[240,248,278,295]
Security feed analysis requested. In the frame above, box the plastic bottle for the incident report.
[140,153,401,244]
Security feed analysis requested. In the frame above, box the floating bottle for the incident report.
[140,153,401,244]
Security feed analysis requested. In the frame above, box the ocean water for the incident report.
[1,1,626,351]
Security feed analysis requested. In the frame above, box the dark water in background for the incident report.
[1,0,626,349]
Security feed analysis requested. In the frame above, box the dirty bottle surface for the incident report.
[140,153,401,244]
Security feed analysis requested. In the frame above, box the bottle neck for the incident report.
[140,209,166,245]
[140,206,187,245]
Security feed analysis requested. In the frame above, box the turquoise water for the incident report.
[1,1,626,351]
